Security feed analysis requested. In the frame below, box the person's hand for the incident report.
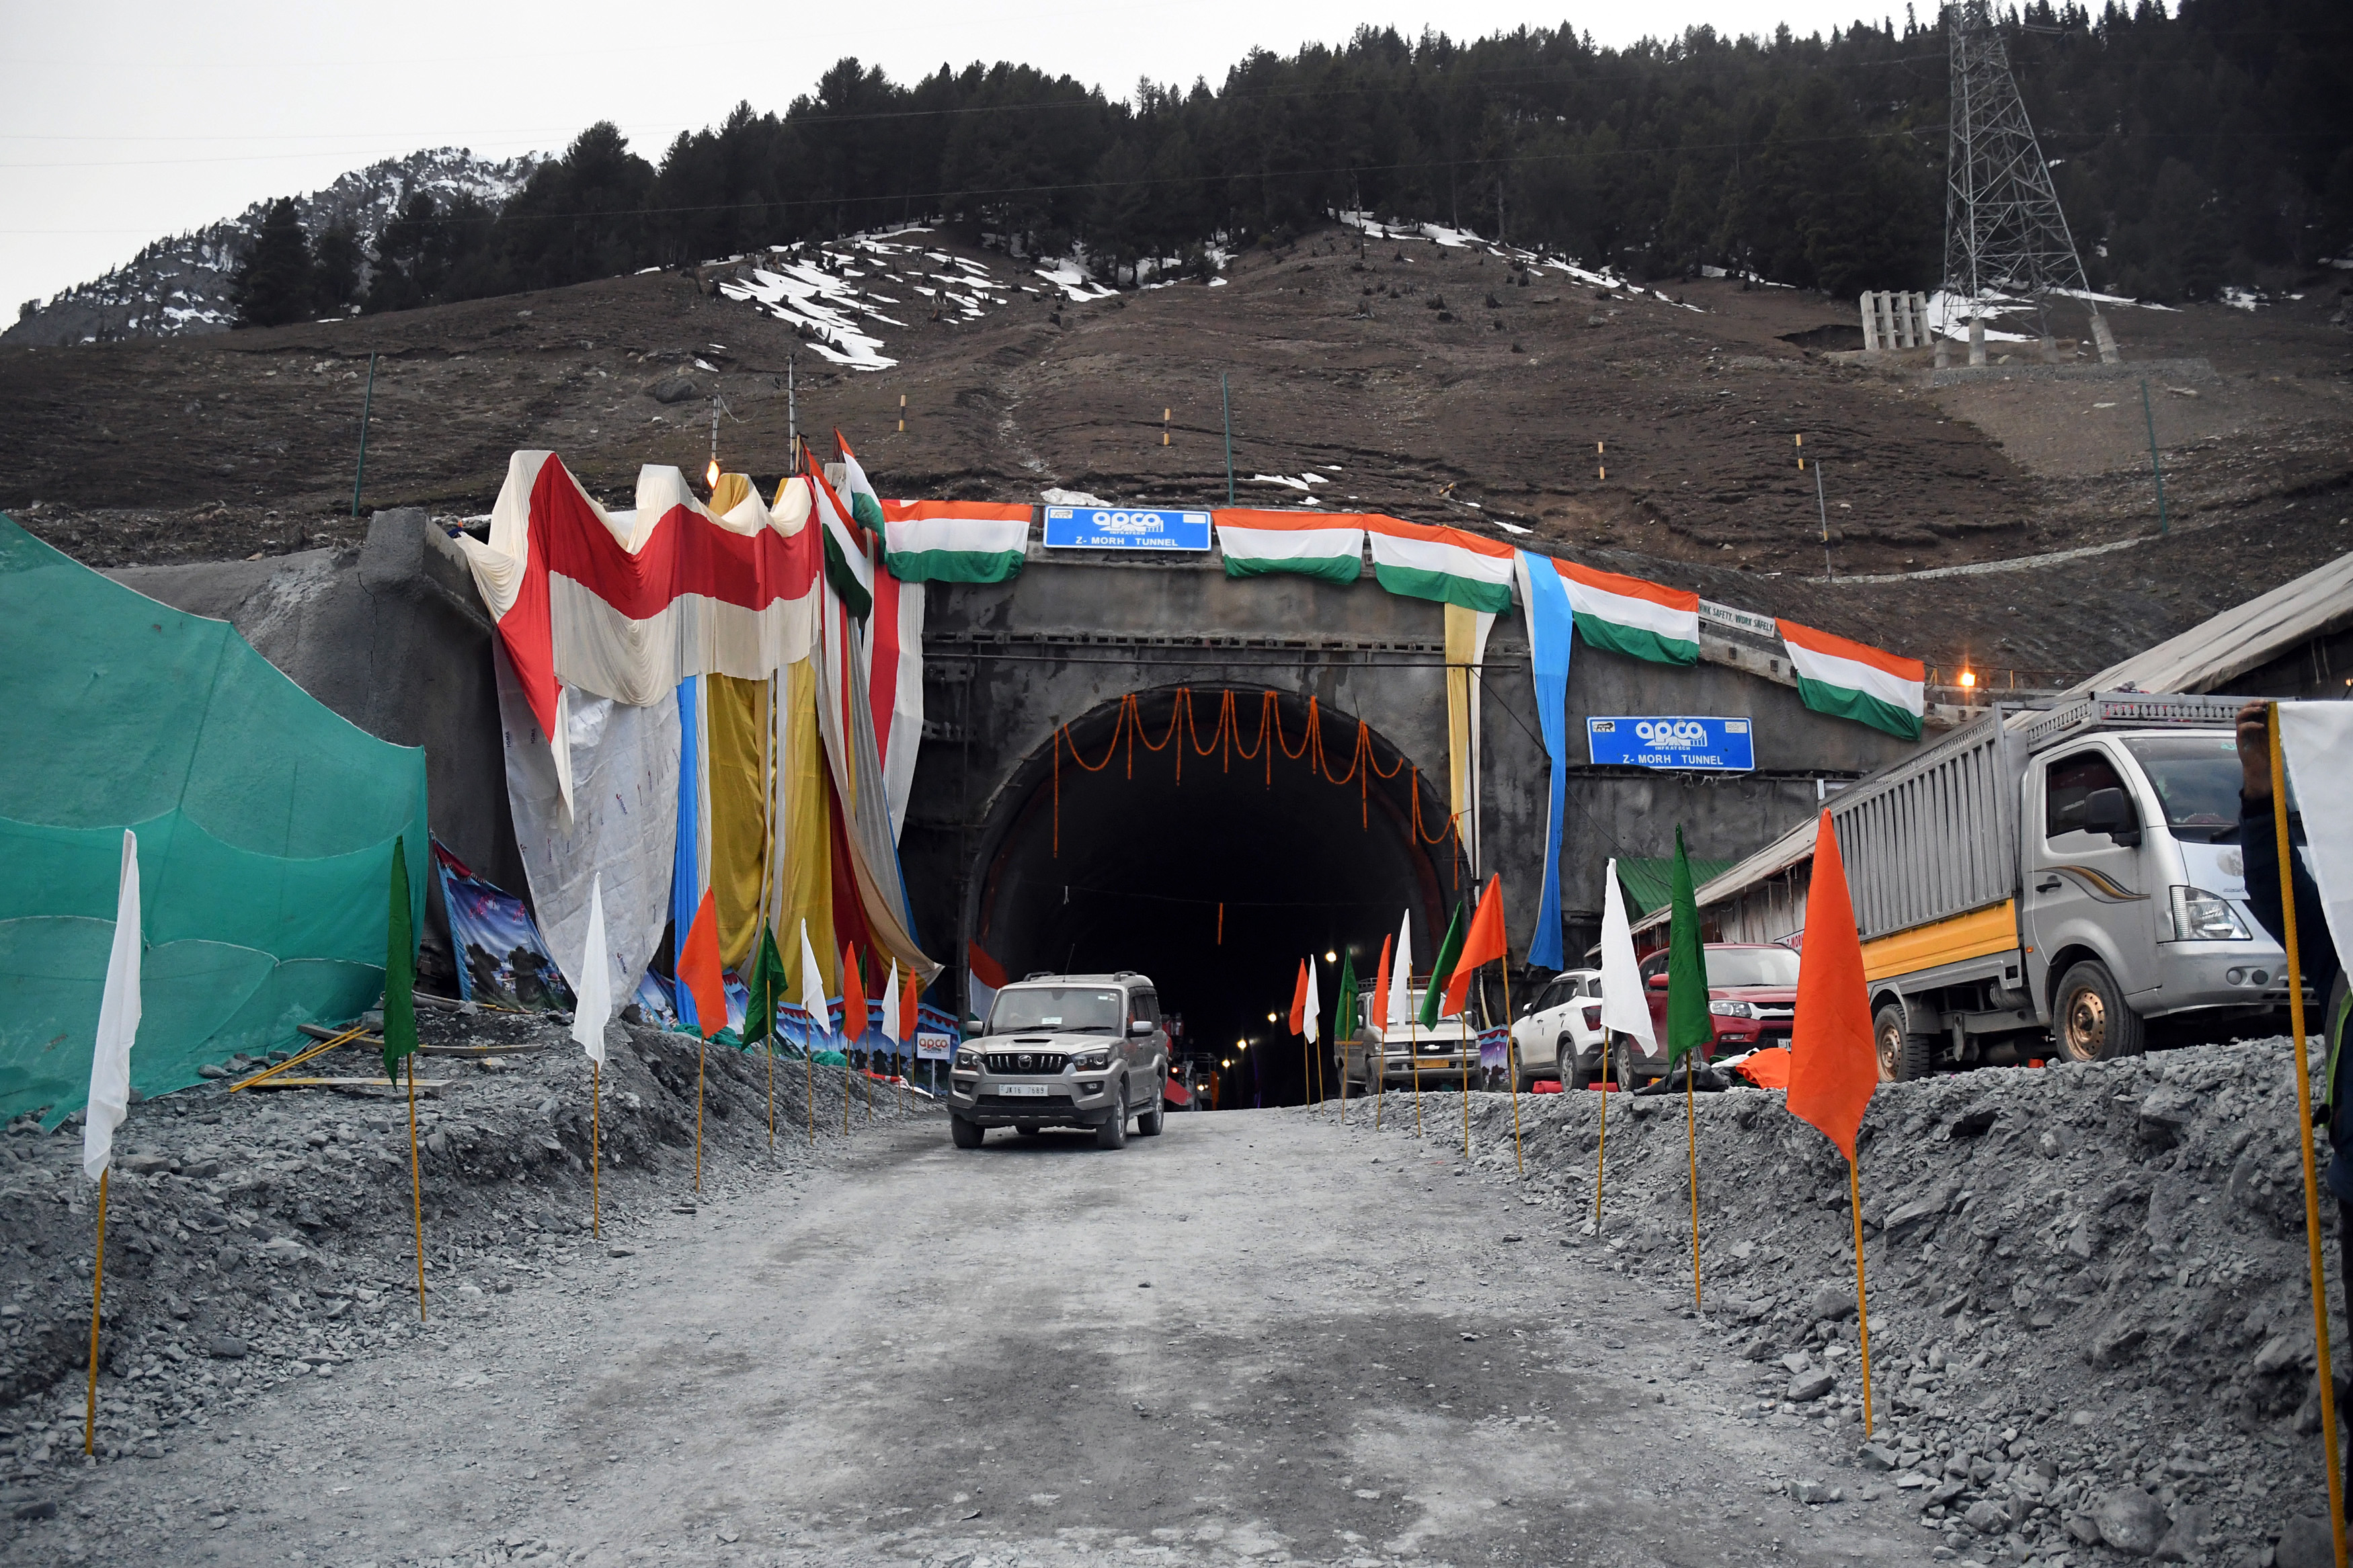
[2237,701,2272,800]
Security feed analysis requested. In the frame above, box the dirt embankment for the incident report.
[1346,1036,2346,1565]
[1,223,2346,680]
[0,1003,932,1502]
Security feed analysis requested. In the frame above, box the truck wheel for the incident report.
[1874,1005,1933,1081]
[950,1116,985,1149]
[2055,960,2145,1061]
[1096,1083,1129,1149]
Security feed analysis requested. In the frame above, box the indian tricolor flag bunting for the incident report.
[881,501,1031,584]
[1214,509,1365,585]
[1553,558,1700,665]
[1364,518,1515,614]
[1778,619,1925,741]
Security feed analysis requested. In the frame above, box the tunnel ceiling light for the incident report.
[1266,1012,1277,1023]
[1324,950,1338,963]
[1959,668,1977,690]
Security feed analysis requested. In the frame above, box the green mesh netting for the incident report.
[0,516,428,1125]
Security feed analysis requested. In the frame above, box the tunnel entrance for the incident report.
[966,686,1459,1108]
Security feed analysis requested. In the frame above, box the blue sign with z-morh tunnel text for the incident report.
[1042,506,1212,550]
[1587,716,1754,772]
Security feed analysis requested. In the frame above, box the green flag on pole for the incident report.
[1419,903,1466,1029]
[383,835,417,1083]
[744,923,788,1046]
[1665,827,1711,1065]
[1333,947,1358,1044]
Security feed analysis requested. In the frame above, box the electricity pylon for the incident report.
[1942,0,2087,305]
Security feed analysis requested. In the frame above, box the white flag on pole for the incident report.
[570,873,610,1066]
[1386,910,1413,1032]
[797,919,830,1046]
[881,960,902,1049]
[1303,958,1321,1046]
[1599,858,1659,1059]
[84,830,141,1181]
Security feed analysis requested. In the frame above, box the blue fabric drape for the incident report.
[1519,553,1575,968]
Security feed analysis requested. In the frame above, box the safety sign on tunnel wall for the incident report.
[1042,506,1213,550]
[1587,716,1755,772]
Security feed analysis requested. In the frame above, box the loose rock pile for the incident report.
[0,1002,934,1512]
[1347,1036,2344,1567]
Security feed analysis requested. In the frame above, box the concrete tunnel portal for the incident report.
[963,686,1458,1108]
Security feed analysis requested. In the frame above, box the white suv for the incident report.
[947,972,1170,1150]
[1508,967,1607,1088]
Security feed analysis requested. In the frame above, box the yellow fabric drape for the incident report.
[706,672,770,972]
[709,472,754,515]
[1443,604,1496,876]
[773,657,836,998]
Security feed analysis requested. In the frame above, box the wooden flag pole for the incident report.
[2269,704,2346,1565]
[406,1057,426,1321]
[1848,1155,1874,1437]
[1685,1065,1702,1308]
[1594,1035,1609,1232]
[83,1168,108,1455]
[766,1038,776,1150]
[1501,960,1523,1175]
[590,1060,602,1238]
[1461,1039,1471,1159]
[1411,1017,1423,1135]
[694,1038,707,1192]
[805,1038,816,1146]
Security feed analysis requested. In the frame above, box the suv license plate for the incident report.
[998,1082,1049,1098]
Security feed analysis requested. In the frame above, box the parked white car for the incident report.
[1508,967,1608,1088]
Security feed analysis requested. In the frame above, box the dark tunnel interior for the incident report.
[969,687,1459,1108]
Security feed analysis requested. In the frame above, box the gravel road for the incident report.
[14,1108,1938,1568]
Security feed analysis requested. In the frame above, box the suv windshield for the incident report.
[1705,948,1801,987]
[2122,735,2245,843]
[988,987,1123,1035]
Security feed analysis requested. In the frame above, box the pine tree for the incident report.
[314,216,363,314]
[231,198,316,328]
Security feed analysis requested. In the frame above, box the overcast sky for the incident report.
[2,0,1903,315]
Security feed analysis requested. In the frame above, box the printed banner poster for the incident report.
[1042,506,1212,550]
[916,1030,955,1061]
[432,845,577,1014]
[1587,715,1755,772]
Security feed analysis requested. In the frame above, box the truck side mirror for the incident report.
[1648,973,1670,991]
[2083,786,2141,847]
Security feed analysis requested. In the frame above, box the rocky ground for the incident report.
[1338,1036,2348,1565]
[1,221,2346,682]
[3,1026,2346,1567]
[0,999,932,1520]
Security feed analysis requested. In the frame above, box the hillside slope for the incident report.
[3,221,2347,680]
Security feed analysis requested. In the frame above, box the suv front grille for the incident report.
[985,1052,1068,1074]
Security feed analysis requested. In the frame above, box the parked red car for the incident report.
[1622,942,1800,1087]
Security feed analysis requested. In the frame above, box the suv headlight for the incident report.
[1072,1049,1111,1071]
[2167,886,2251,942]
[955,1050,986,1073]
[1708,999,1756,1018]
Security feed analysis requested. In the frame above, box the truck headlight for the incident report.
[1072,1050,1111,1071]
[2167,886,2250,942]
[1708,999,1756,1018]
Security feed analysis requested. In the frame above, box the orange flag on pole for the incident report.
[676,888,727,1041]
[1788,807,1881,1436]
[1789,811,1877,1159]
[1287,958,1310,1036]
[1442,874,1506,1018]
[841,943,868,1046]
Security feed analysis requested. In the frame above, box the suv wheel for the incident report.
[1096,1081,1129,1150]
[1557,1039,1591,1091]
[950,1116,985,1149]
[1136,1077,1166,1137]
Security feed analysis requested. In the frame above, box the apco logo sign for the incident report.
[1587,716,1755,773]
[1042,505,1211,551]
